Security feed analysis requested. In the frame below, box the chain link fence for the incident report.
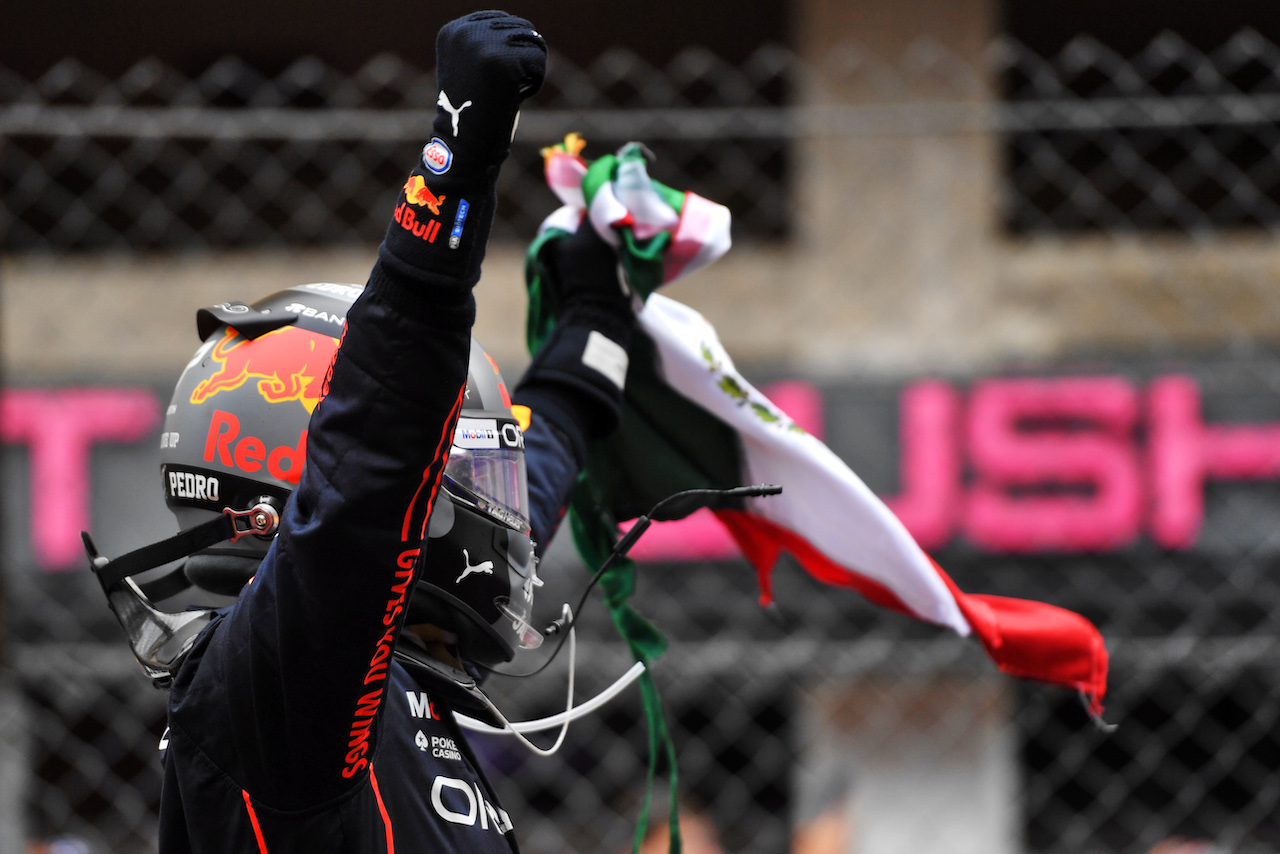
[6,32,1280,854]
[10,33,1280,249]
[0,47,792,250]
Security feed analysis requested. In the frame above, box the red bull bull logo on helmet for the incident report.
[190,326,340,414]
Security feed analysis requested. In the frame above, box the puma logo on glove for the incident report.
[430,11,547,169]
[438,91,473,137]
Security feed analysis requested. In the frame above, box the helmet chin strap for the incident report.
[83,502,281,688]
[448,603,648,757]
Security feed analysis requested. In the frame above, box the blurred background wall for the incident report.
[5,0,1280,852]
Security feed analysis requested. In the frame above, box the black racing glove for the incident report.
[543,220,633,342]
[378,11,547,296]
[515,223,636,441]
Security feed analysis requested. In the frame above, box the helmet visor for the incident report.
[445,416,530,533]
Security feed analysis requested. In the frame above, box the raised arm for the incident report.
[513,221,636,553]
[168,13,546,808]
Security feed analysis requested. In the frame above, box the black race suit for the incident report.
[157,256,592,853]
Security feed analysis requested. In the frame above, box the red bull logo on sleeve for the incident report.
[190,326,340,414]
[393,202,442,243]
[404,175,446,216]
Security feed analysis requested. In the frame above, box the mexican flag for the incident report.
[527,135,1109,717]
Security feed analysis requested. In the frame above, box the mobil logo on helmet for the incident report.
[190,326,340,414]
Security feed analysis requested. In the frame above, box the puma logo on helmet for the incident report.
[456,549,495,584]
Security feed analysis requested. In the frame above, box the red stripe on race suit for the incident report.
[343,382,466,779]
[242,790,270,854]
[371,766,395,853]
[401,384,466,543]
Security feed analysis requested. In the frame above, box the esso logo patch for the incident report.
[422,138,453,175]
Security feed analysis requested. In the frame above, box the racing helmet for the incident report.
[163,283,539,665]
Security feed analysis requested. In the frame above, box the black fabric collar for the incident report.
[392,645,504,727]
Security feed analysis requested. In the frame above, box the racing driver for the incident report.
[101,12,638,852]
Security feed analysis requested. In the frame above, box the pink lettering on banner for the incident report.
[623,508,736,561]
[964,377,1143,552]
[882,380,962,550]
[1149,375,1280,548]
[12,374,1277,571]
[1,388,161,569]
[624,380,824,562]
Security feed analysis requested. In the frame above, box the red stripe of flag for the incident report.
[715,508,1109,715]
